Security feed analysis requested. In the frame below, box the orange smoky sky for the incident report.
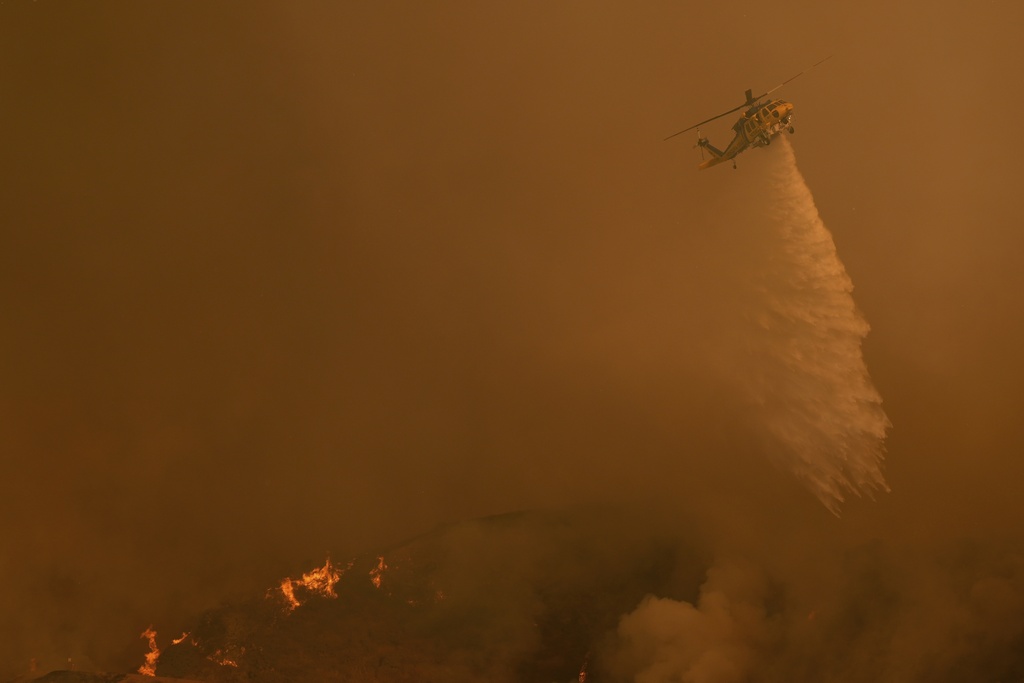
[2,0,1024,678]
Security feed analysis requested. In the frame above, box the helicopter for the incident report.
[664,56,831,169]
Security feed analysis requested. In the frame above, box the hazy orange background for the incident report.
[2,1,1023,675]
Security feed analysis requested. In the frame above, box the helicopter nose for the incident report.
[775,103,794,124]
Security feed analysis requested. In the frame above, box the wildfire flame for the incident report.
[280,578,301,611]
[139,558,353,675]
[369,555,387,589]
[275,557,344,612]
[208,646,244,668]
[138,626,159,676]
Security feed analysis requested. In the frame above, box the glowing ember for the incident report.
[171,631,190,645]
[275,557,344,612]
[369,555,387,589]
[138,626,159,676]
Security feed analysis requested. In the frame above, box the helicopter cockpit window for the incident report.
[772,110,780,118]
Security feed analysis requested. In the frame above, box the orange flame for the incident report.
[369,556,387,589]
[138,626,159,676]
[279,578,301,611]
[208,647,244,668]
[171,631,190,645]
[275,557,344,612]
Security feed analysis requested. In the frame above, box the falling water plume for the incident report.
[738,137,890,513]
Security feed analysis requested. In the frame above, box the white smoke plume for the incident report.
[611,559,776,683]
[729,137,890,513]
[607,539,1024,683]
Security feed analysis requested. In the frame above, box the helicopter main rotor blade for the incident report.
[663,56,831,142]
[663,101,748,141]
[761,55,832,99]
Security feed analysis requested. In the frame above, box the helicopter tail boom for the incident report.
[698,155,729,169]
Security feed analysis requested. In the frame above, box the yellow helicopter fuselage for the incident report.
[698,98,794,169]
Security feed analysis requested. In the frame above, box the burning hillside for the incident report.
[18,509,1024,683]
[105,510,705,683]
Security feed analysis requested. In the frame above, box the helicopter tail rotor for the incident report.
[693,128,708,160]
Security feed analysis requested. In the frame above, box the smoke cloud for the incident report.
[605,537,1024,683]
[611,559,775,683]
